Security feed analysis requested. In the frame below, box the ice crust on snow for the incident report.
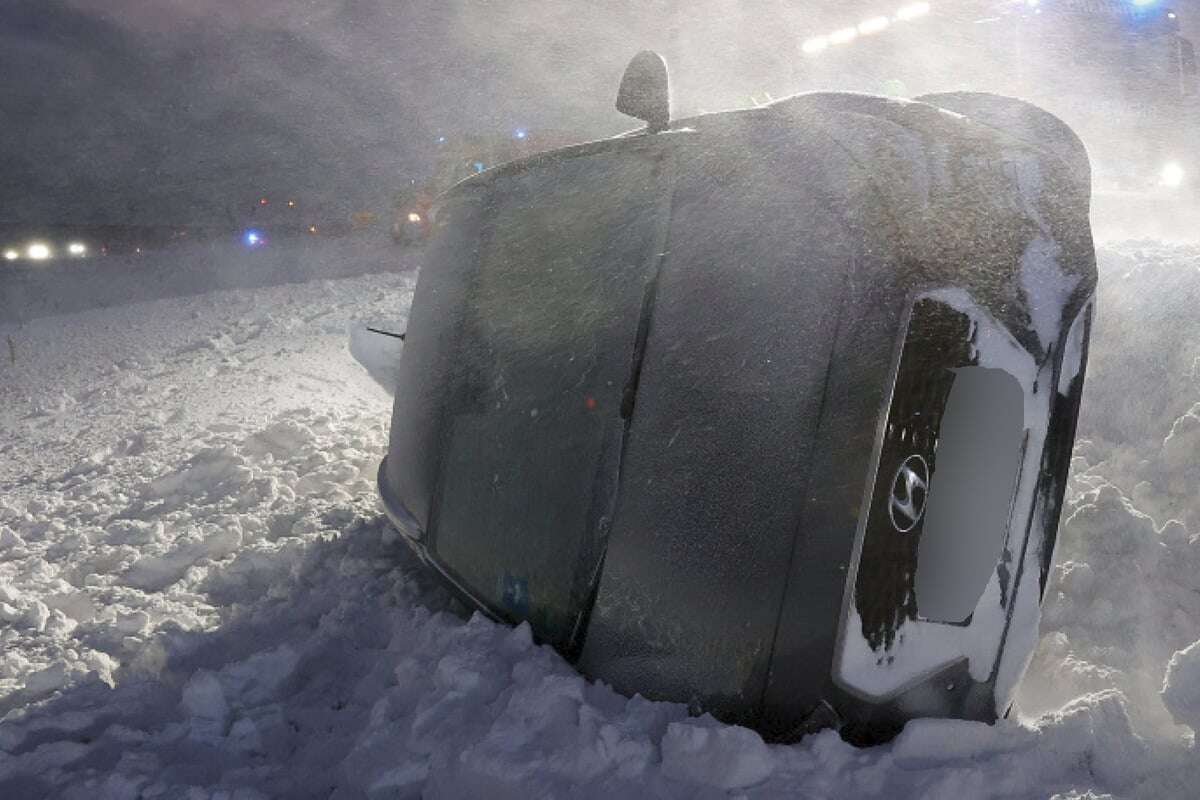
[1,242,1200,797]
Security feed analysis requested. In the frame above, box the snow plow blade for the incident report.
[377,85,1096,742]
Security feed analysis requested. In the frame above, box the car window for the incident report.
[431,146,666,646]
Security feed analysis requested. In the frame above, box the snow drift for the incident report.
[0,241,1198,797]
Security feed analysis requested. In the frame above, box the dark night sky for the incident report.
[0,1,791,225]
[1,1,515,224]
[2,1,1197,226]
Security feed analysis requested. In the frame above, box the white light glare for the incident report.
[859,16,890,35]
[802,36,829,55]
[829,27,859,45]
[27,243,51,261]
[896,2,932,21]
[1161,162,1185,188]
[3,249,18,261]
[67,242,86,256]
[407,212,422,223]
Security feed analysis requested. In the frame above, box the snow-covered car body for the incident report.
[377,89,1097,741]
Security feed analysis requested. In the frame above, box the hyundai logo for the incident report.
[889,454,929,533]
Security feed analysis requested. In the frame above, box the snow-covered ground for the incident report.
[2,242,1199,798]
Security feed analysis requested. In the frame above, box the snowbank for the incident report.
[1,242,1199,797]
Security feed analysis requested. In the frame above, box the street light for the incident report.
[859,17,890,35]
[1161,162,1185,188]
[829,27,859,45]
[896,2,932,21]
[802,36,829,55]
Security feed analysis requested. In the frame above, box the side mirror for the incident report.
[616,51,671,133]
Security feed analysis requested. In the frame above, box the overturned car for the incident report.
[373,53,1097,742]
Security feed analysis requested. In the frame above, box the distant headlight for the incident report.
[27,243,51,261]
[67,242,87,256]
[407,212,422,223]
[3,249,18,261]
[1161,162,1185,188]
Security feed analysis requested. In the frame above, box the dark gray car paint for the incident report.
[377,91,1097,741]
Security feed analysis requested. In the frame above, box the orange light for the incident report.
[308,224,318,233]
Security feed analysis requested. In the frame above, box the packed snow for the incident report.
[2,240,1200,798]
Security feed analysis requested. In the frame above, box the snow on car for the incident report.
[373,53,1098,742]
[1,224,1199,797]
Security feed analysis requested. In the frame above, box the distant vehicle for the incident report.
[391,131,581,245]
[390,185,435,246]
[369,52,1097,742]
[797,0,1198,196]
